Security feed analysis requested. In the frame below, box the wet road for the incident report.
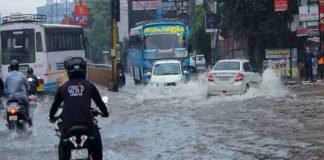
[1,70,324,159]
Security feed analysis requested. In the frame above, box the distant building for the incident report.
[37,0,74,24]
[127,0,190,31]
[0,13,2,24]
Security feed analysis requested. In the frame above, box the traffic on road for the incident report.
[2,0,324,159]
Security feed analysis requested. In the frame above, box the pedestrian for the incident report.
[304,46,315,82]
[318,49,324,81]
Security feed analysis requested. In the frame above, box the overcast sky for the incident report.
[0,0,47,15]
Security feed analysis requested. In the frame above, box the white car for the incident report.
[207,59,261,96]
[148,60,187,86]
[190,54,206,72]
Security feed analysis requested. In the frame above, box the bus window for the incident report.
[1,29,35,64]
[45,28,84,52]
[36,32,43,52]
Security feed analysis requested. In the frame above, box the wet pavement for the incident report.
[1,70,324,159]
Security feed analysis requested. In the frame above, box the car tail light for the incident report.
[235,73,244,81]
[208,72,214,82]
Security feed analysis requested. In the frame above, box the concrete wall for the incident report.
[87,67,112,87]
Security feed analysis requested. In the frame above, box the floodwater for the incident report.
[1,69,323,159]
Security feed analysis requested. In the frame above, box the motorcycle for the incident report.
[53,96,108,160]
[117,70,125,87]
[6,97,27,132]
[27,77,38,107]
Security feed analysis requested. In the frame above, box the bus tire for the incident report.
[189,66,195,73]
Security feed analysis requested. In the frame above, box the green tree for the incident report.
[85,0,112,63]
[191,5,211,65]
[218,0,295,66]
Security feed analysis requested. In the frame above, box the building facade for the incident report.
[37,0,74,24]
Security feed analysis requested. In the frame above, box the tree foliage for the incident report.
[85,0,112,63]
[218,0,296,65]
[191,5,211,64]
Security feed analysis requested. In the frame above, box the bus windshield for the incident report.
[145,34,185,50]
[144,33,187,60]
[1,29,35,64]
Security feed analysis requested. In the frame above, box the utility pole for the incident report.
[110,0,120,92]
[66,0,68,18]
[56,0,58,23]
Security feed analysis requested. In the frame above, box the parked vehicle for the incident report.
[207,59,261,96]
[6,97,28,132]
[148,60,188,86]
[190,54,206,72]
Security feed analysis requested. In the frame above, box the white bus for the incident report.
[0,15,85,92]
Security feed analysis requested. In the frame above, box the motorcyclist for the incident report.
[5,60,32,126]
[49,57,109,160]
[26,67,39,95]
[117,58,125,85]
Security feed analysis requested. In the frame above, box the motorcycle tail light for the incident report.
[9,108,17,115]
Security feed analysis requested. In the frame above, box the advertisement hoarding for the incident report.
[274,0,288,12]
[265,49,290,59]
[75,0,88,26]
[299,6,319,22]
[132,1,161,11]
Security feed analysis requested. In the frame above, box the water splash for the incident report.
[134,69,286,102]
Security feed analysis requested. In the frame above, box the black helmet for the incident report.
[27,67,34,75]
[10,60,19,71]
[64,57,86,79]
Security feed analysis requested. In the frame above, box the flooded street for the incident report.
[1,69,324,159]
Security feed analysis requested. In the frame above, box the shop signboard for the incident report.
[264,48,298,77]
[265,48,290,59]
[299,6,319,22]
[274,0,288,12]
[296,26,308,37]
[307,28,320,43]
[132,1,161,10]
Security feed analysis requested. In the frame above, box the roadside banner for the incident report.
[274,0,288,12]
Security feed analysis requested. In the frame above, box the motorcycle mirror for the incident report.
[102,96,109,104]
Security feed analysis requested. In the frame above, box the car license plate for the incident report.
[71,149,88,160]
[9,116,17,121]
[219,77,230,81]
